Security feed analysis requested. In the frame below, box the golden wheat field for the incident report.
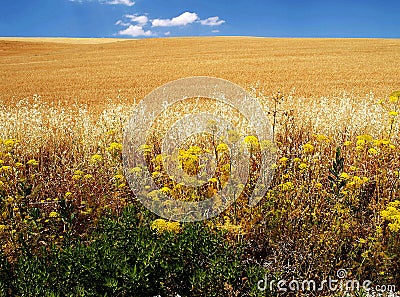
[0,37,400,296]
[1,37,400,109]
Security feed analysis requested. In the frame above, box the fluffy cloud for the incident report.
[115,11,226,37]
[125,14,148,26]
[115,20,131,27]
[152,12,199,27]
[200,16,225,26]
[118,25,153,37]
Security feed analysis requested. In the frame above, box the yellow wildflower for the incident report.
[160,187,171,195]
[302,142,314,154]
[0,166,11,173]
[151,219,181,234]
[389,111,399,117]
[357,134,373,143]
[208,177,219,183]
[389,91,400,103]
[3,139,15,147]
[349,166,357,171]
[83,174,93,179]
[49,211,59,218]
[279,156,289,164]
[356,139,366,147]
[73,170,86,180]
[107,142,123,153]
[91,154,103,164]
[244,136,259,149]
[373,139,390,146]
[179,146,202,175]
[298,163,308,170]
[343,141,352,146]
[74,170,84,176]
[280,181,294,192]
[216,143,229,153]
[313,134,330,142]
[27,159,39,166]
[216,217,244,235]
[15,162,23,168]
[339,172,350,180]
[368,148,378,155]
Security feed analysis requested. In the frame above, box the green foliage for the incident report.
[328,147,347,197]
[1,204,263,297]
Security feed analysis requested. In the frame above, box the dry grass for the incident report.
[1,37,399,111]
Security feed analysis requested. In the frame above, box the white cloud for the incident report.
[200,16,225,26]
[104,0,135,6]
[125,14,148,26]
[152,12,199,27]
[118,25,153,37]
[115,20,131,27]
[114,11,226,37]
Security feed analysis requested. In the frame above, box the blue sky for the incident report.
[0,0,399,38]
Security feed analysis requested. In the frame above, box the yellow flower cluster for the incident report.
[1,139,19,152]
[216,216,244,235]
[389,90,400,103]
[339,172,350,180]
[216,143,229,153]
[298,163,308,171]
[91,154,103,164]
[27,159,39,166]
[244,135,259,150]
[179,146,203,175]
[313,134,330,143]
[72,170,84,180]
[279,181,294,192]
[278,157,289,165]
[49,211,59,218]
[107,142,123,155]
[380,200,400,232]
[346,176,369,188]
[302,142,314,154]
[150,219,181,234]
